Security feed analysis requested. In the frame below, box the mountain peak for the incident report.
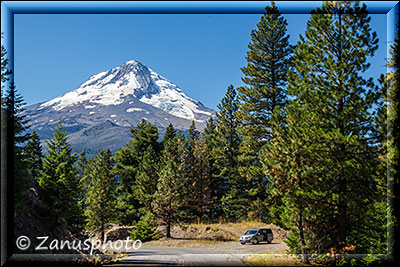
[38,60,214,122]
[123,59,140,65]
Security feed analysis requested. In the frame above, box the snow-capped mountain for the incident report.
[38,60,213,122]
[23,60,215,155]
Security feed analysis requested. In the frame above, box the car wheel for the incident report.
[252,238,259,245]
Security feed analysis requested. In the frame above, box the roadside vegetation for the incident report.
[2,1,397,266]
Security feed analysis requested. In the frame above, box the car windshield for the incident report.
[244,230,257,235]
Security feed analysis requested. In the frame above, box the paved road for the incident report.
[109,246,246,266]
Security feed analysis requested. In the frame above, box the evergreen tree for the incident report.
[387,22,399,265]
[153,134,185,238]
[261,102,325,263]
[113,118,160,225]
[236,2,292,218]
[84,149,117,241]
[377,23,399,263]
[262,1,385,259]
[213,85,245,220]
[1,45,30,211]
[135,145,160,214]
[202,116,223,220]
[76,150,89,222]
[189,134,214,223]
[182,121,200,220]
[23,131,43,186]
[76,150,88,188]
[163,123,176,145]
[1,45,12,84]
[37,122,80,230]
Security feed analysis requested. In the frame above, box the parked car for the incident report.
[239,228,273,245]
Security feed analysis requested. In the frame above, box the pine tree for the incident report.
[163,123,176,145]
[37,122,80,230]
[387,22,399,265]
[262,1,384,258]
[182,121,200,220]
[135,145,160,214]
[23,131,43,186]
[213,85,245,220]
[113,118,160,225]
[236,2,292,218]
[189,134,214,223]
[1,45,12,84]
[152,134,185,238]
[202,116,223,220]
[377,23,399,261]
[1,44,30,211]
[84,149,117,241]
[76,150,89,223]
[261,102,325,263]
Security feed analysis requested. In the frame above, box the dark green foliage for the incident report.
[152,133,186,238]
[129,214,157,242]
[201,116,224,220]
[2,81,30,211]
[23,131,43,187]
[213,85,246,220]
[1,52,31,210]
[261,102,328,262]
[84,149,117,241]
[163,123,176,145]
[113,118,161,225]
[182,121,200,220]
[1,45,12,83]
[76,150,89,221]
[135,145,160,213]
[236,2,292,219]
[1,44,31,214]
[261,2,386,261]
[37,122,82,231]
[381,22,399,264]
[188,134,215,223]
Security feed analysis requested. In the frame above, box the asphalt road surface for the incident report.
[109,246,246,266]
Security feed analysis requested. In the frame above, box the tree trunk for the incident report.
[337,178,347,247]
[336,10,347,250]
[298,212,310,264]
[166,220,171,238]
[101,222,105,242]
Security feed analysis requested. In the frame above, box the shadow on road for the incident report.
[118,258,177,265]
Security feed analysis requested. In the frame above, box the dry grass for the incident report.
[243,254,301,266]
[144,238,227,248]
[170,220,289,242]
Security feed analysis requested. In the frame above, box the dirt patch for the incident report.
[89,223,136,242]
[156,222,289,242]
[143,222,290,255]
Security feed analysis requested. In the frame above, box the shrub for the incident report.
[129,218,157,242]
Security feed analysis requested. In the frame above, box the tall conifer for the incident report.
[153,133,185,238]
[114,119,160,225]
[214,85,244,219]
[37,122,80,230]
[236,2,291,218]
[84,149,117,241]
[262,1,385,258]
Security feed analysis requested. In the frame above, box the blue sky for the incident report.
[11,1,395,110]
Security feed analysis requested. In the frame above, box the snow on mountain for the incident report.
[39,60,213,122]
[23,60,216,156]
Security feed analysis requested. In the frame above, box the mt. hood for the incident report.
[24,60,215,154]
